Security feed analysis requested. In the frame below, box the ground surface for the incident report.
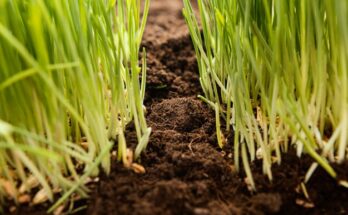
[11,0,348,214]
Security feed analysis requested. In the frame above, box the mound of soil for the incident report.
[10,0,348,214]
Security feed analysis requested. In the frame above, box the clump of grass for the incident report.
[184,0,348,189]
[0,0,150,211]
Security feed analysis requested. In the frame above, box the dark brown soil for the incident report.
[9,0,348,214]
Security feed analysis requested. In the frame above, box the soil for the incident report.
[9,0,348,214]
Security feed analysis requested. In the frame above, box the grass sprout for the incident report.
[0,0,150,210]
[184,0,348,189]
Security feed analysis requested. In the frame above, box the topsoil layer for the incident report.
[11,0,348,214]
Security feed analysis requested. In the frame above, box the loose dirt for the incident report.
[11,0,348,214]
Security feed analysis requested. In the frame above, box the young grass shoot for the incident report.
[0,0,150,211]
[184,0,348,189]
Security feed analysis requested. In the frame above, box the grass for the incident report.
[0,0,150,211]
[184,0,348,189]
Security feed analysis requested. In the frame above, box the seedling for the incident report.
[0,0,150,211]
[184,0,348,189]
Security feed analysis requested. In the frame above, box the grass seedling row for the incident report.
[184,0,348,189]
[0,0,150,212]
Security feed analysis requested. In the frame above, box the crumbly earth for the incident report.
[10,0,348,214]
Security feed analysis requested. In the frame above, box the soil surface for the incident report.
[10,0,348,214]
